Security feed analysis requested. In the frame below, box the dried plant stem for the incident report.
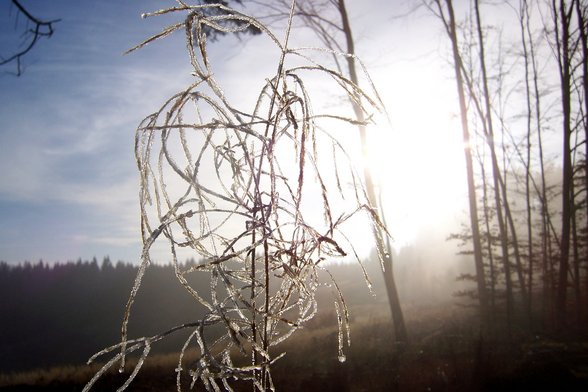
[85,1,389,391]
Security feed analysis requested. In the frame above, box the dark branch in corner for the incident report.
[0,0,61,76]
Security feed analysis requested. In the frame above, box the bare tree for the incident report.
[430,0,490,324]
[248,0,408,342]
[428,0,588,334]
[552,0,575,330]
[575,0,588,327]
[517,0,536,325]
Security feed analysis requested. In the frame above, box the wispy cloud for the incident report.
[0,1,199,263]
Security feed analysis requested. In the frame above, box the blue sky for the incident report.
[0,1,203,263]
[0,0,517,265]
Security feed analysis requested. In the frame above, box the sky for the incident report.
[0,0,493,265]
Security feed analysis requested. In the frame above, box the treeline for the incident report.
[0,257,386,374]
[0,257,214,373]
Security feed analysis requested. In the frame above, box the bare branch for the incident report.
[0,0,61,76]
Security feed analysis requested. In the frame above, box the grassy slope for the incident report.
[2,302,588,391]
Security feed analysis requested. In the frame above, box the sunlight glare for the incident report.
[363,64,468,252]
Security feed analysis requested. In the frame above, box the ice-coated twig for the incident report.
[86,1,389,391]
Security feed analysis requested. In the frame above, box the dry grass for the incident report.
[4,303,587,391]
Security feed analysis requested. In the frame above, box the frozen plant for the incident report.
[84,1,388,391]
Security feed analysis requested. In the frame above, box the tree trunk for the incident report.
[575,0,588,329]
[337,0,408,342]
[554,0,573,330]
[473,0,515,327]
[520,0,534,324]
[480,155,496,313]
[438,0,489,323]
[524,0,552,329]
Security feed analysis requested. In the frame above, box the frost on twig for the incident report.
[85,1,387,391]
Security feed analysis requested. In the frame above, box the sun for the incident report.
[315,62,468,259]
[361,67,468,251]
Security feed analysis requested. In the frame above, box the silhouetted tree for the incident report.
[429,0,588,334]
[430,0,490,325]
